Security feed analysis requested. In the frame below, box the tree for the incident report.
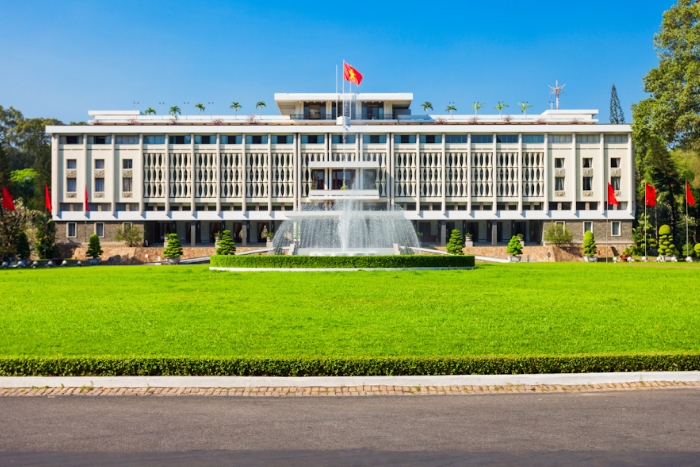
[115,223,143,247]
[256,101,266,116]
[445,229,464,255]
[34,213,57,259]
[506,235,523,257]
[445,104,457,118]
[0,144,11,189]
[518,102,533,116]
[472,102,484,115]
[495,102,509,117]
[169,106,181,117]
[163,233,183,258]
[216,229,236,255]
[86,233,103,258]
[9,168,37,204]
[630,212,657,255]
[582,230,597,257]
[230,102,242,116]
[0,198,35,261]
[421,102,433,115]
[15,232,30,259]
[544,223,574,247]
[144,108,156,115]
[195,103,205,113]
[657,224,677,257]
[609,84,625,124]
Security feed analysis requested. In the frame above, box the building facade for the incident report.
[47,92,634,248]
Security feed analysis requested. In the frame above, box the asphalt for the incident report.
[1,389,699,466]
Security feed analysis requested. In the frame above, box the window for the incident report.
[582,177,593,191]
[95,159,104,169]
[611,176,621,190]
[363,169,377,189]
[301,135,324,144]
[67,178,77,192]
[194,135,216,144]
[61,136,82,144]
[123,177,132,192]
[116,136,139,144]
[311,170,325,189]
[67,159,77,169]
[605,134,628,143]
[611,158,620,168]
[578,135,600,144]
[522,135,544,143]
[245,135,268,144]
[582,158,592,168]
[122,159,132,169]
[445,135,468,143]
[584,222,593,233]
[169,135,191,145]
[550,135,572,143]
[95,223,104,238]
[95,178,105,192]
[611,221,621,236]
[88,136,111,144]
[143,135,165,144]
[554,158,565,168]
[471,135,493,144]
[420,135,442,144]
[67,223,76,238]
[332,134,356,144]
[395,135,416,144]
[221,135,241,144]
[497,134,518,143]
[272,135,293,144]
[555,177,565,191]
[363,135,386,144]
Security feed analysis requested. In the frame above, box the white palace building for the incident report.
[47,91,634,248]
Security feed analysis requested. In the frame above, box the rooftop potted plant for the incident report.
[464,232,473,248]
[506,235,523,262]
[582,230,597,262]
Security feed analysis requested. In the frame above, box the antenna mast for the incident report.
[548,80,566,110]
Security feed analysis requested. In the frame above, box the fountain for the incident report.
[272,200,420,256]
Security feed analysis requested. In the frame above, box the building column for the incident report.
[190,221,196,247]
[241,220,248,246]
[267,133,272,214]
[387,131,392,209]
[441,132,446,213]
[415,134,420,213]
[491,220,498,246]
[216,133,222,213]
[293,132,299,210]
[190,133,196,212]
[543,133,549,213]
[492,133,497,213]
[571,133,577,215]
[138,133,145,213]
[110,133,117,215]
[627,137,635,215]
[241,134,247,213]
[467,134,472,212]
[439,220,446,246]
[51,134,59,219]
[517,132,523,212]
[164,138,170,213]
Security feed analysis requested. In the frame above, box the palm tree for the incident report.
[495,102,509,117]
[256,101,266,117]
[195,103,205,114]
[445,104,457,119]
[169,106,181,117]
[518,102,533,116]
[421,101,433,115]
[230,102,242,117]
[144,108,156,115]
[472,102,485,115]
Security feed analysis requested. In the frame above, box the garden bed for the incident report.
[209,254,475,269]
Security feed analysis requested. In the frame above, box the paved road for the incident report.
[1,389,699,466]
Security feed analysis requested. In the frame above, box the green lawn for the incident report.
[1,262,700,358]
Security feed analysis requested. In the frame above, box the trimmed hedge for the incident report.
[210,254,475,269]
[1,354,699,376]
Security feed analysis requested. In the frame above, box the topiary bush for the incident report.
[582,230,597,257]
[506,235,523,256]
[216,230,236,255]
[657,224,676,257]
[682,243,694,257]
[695,243,700,257]
[210,255,475,269]
[445,229,464,255]
[86,234,103,258]
[163,233,183,259]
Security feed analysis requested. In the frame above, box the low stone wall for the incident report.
[57,245,267,265]
[436,244,632,262]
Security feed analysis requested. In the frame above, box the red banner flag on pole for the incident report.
[645,183,657,207]
[686,181,696,207]
[84,186,90,212]
[607,183,619,206]
[45,185,52,214]
[343,62,363,86]
[2,186,15,211]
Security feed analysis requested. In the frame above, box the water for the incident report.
[272,200,420,256]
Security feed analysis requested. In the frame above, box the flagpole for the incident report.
[686,181,689,260]
[606,193,609,263]
[644,184,647,260]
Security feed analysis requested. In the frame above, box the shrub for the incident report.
[210,255,475,269]
[582,231,597,257]
[695,243,700,256]
[115,224,143,247]
[86,234,103,258]
[216,230,236,255]
[657,224,676,257]
[445,229,464,255]
[15,232,30,259]
[505,235,523,256]
[163,233,183,258]
[682,243,694,257]
[544,223,573,247]
[34,215,58,259]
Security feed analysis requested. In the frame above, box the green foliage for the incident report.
[115,224,143,247]
[210,255,475,269]
[506,235,523,256]
[582,231,597,257]
[86,234,103,258]
[609,84,625,124]
[15,232,30,259]
[216,230,236,255]
[695,243,700,256]
[631,213,657,255]
[445,229,464,255]
[163,233,183,258]
[9,168,37,203]
[544,223,574,247]
[682,243,694,257]
[34,214,57,259]
[657,224,677,256]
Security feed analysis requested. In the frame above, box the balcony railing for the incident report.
[308,189,380,200]
[289,112,398,121]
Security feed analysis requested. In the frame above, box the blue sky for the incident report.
[0,0,672,123]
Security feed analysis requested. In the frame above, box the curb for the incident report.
[210,267,475,272]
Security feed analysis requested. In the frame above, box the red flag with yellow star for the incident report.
[343,62,363,86]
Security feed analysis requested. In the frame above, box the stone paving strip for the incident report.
[2,381,700,397]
